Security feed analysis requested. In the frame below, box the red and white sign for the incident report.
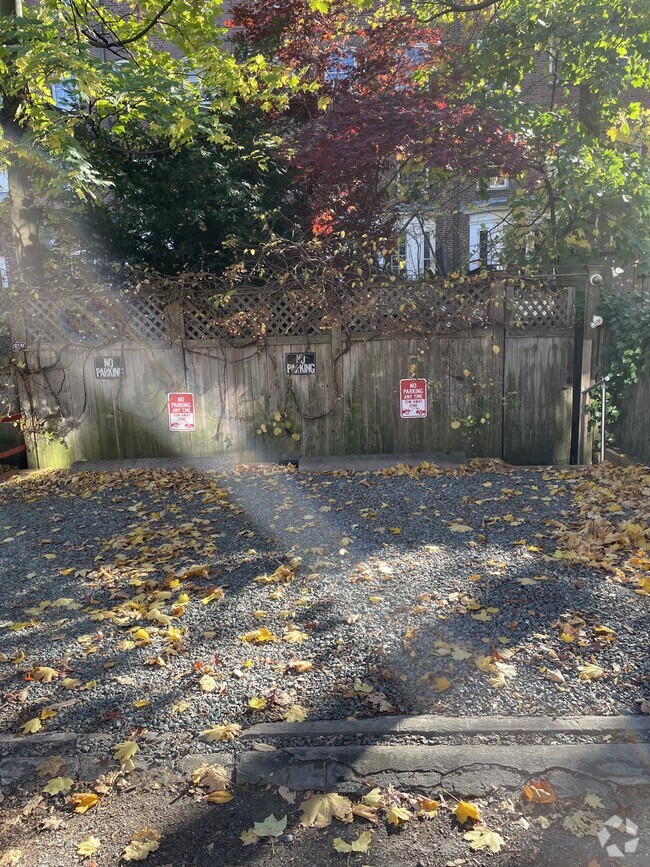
[168,392,195,431]
[400,378,427,419]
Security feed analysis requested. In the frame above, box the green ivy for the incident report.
[590,290,650,436]
[256,410,301,442]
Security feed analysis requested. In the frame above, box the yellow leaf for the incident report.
[249,696,267,710]
[0,849,22,866]
[192,764,230,792]
[199,675,218,693]
[77,837,100,857]
[332,831,372,853]
[61,677,82,689]
[562,810,602,837]
[284,629,309,643]
[240,627,278,643]
[449,523,472,533]
[433,677,451,692]
[240,828,260,846]
[206,790,234,804]
[30,666,58,683]
[284,704,307,722]
[361,787,383,807]
[300,792,353,827]
[71,792,99,813]
[578,663,605,681]
[113,741,139,765]
[20,718,42,734]
[43,776,74,795]
[465,827,505,852]
[200,588,224,605]
[584,794,605,809]
[289,659,313,672]
[416,797,440,818]
[492,344,501,354]
[202,722,242,742]
[451,420,462,430]
[386,806,412,825]
[454,800,481,824]
[353,679,373,694]
[133,699,150,709]
[43,553,57,559]
[123,827,161,861]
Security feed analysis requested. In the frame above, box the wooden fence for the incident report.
[614,370,650,464]
[5,281,576,468]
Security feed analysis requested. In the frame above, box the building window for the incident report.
[51,78,79,110]
[468,210,507,270]
[487,177,509,191]
[325,52,355,83]
[389,239,407,274]
[383,222,435,278]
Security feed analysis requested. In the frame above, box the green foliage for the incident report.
[591,290,650,434]
[256,410,301,442]
[79,121,292,274]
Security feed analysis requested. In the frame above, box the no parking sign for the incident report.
[400,379,427,419]
[168,392,195,431]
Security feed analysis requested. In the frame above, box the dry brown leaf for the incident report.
[123,827,161,861]
[351,803,379,822]
[521,779,557,804]
[300,793,353,827]
[191,764,229,792]
[36,755,66,778]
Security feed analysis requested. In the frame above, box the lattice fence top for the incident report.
[6,281,575,345]
[506,286,575,331]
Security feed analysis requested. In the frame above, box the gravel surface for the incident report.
[0,461,648,758]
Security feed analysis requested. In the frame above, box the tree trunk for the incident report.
[1,0,45,288]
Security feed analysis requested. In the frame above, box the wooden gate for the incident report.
[502,286,575,464]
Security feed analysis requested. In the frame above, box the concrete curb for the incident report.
[242,714,650,739]
[235,743,650,796]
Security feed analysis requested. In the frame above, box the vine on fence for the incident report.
[592,290,650,437]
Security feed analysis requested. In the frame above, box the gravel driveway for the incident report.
[0,461,648,758]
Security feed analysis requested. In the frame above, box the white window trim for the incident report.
[383,220,436,278]
[468,209,508,270]
[0,256,9,288]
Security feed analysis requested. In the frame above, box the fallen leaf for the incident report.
[562,810,602,837]
[289,659,313,673]
[300,793,353,827]
[386,806,412,825]
[113,741,139,766]
[433,676,451,692]
[20,718,42,735]
[464,827,505,853]
[240,627,278,644]
[578,663,605,681]
[253,814,287,838]
[77,837,100,857]
[278,785,296,804]
[284,704,307,722]
[123,827,161,861]
[584,794,605,809]
[454,800,481,824]
[284,629,309,644]
[521,779,557,804]
[202,722,242,742]
[36,755,66,777]
[0,850,22,866]
[248,696,267,710]
[332,831,372,853]
[351,803,379,822]
[361,787,383,807]
[417,797,440,818]
[71,793,99,813]
[191,764,229,792]
[199,675,218,693]
[449,523,472,533]
[240,829,260,846]
[30,666,58,683]
[43,776,74,796]
[205,790,234,804]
